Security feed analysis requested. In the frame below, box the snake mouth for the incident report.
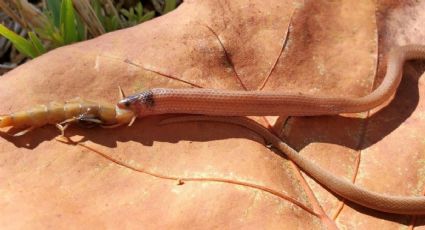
[117,94,141,110]
[117,99,131,109]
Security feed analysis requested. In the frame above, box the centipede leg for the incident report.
[11,126,36,137]
[59,117,78,125]
[101,115,136,128]
[101,123,123,128]
[55,123,69,137]
[118,86,126,99]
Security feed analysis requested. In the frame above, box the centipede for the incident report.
[0,87,136,136]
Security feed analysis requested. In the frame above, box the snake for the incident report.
[118,45,425,215]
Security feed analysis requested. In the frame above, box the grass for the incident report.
[0,0,180,60]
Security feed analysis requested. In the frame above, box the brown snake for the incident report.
[119,45,425,215]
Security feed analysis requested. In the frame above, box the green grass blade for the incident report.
[0,24,37,58]
[163,0,177,14]
[129,8,136,21]
[135,2,143,16]
[28,32,46,56]
[35,25,64,47]
[60,0,78,44]
[75,13,86,41]
[120,8,130,18]
[92,0,105,24]
[46,0,62,27]
[104,16,120,32]
[140,11,155,23]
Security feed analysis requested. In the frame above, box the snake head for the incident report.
[117,86,142,113]
[117,94,141,113]
[117,89,154,116]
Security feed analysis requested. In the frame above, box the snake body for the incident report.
[161,116,425,215]
[120,45,425,117]
[118,45,425,215]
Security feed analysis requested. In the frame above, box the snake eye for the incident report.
[117,99,131,109]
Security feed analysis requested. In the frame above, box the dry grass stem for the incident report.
[72,0,105,36]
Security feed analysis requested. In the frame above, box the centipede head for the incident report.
[112,86,135,126]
